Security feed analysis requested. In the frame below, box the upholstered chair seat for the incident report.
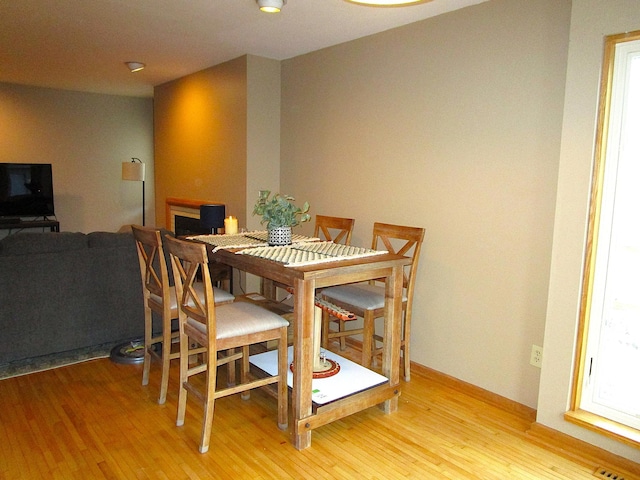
[321,284,407,310]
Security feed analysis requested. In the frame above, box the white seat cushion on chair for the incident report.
[210,286,235,304]
[187,301,289,339]
[150,283,235,309]
[322,283,407,311]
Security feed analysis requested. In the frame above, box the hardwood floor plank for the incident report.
[1,354,638,479]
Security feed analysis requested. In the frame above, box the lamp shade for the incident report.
[122,161,145,181]
[200,204,226,231]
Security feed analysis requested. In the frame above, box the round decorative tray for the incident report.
[289,358,341,379]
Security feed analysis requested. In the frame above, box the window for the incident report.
[567,31,640,447]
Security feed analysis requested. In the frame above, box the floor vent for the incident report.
[594,467,625,480]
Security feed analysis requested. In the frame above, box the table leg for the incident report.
[313,306,324,372]
[292,277,315,450]
[261,277,276,300]
[382,264,403,413]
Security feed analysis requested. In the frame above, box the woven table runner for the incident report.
[187,231,319,252]
[237,241,387,267]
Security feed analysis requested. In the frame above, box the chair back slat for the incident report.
[132,225,170,301]
[371,222,425,290]
[314,215,355,245]
[165,235,216,334]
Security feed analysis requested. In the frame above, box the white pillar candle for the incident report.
[224,216,238,235]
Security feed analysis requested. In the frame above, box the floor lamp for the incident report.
[122,158,145,226]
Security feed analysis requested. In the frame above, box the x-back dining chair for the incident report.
[321,222,425,381]
[131,225,234,404]
[310,215,356,349]
[164,235,289,454]
[314,214,355,245]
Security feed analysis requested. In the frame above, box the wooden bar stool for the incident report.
[321,222,425,381]
[165,235,289,453]
[131,225,234,404]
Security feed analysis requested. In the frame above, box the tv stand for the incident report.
[0,218,59,234]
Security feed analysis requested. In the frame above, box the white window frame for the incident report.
[567,31,640,447]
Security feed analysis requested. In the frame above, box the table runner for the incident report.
[237,241,387,267]
[187,231,319,252]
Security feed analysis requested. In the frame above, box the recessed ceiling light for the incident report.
[125,62,145,73]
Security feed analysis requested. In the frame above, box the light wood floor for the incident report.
[1,346,638,480]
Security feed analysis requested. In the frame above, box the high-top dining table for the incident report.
[201,235,411,450]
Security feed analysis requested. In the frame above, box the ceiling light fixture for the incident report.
[257,0,285,13]
[346,0,423,5]
[125,61,145,73]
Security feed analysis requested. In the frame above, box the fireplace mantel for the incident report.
[165,197,217,232]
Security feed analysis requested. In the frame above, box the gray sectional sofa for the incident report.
[0,231,145,365]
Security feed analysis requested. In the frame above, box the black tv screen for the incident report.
[0,163,55,218]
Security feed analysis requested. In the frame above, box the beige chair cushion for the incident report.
[150,283,235,309]
[187,301,289,339]
[209,286,235,304]
[322,283,407,311]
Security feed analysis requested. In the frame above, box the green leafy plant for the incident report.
[253,190,311,230]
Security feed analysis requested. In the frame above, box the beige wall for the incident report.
[246,55,281,231]
[281,0,569,410]
[0,83,153,234]
[153,57,248,228]
[154,55,282,232]
[244,55,282,292]
[539,0,640,462]
[154,55,281,292]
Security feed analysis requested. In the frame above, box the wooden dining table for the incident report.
[210,243,411,450]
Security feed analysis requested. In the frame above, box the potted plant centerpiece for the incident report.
[253,190,311,245]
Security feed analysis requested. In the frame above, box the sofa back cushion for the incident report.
[87,231,135,249]
[0,232,87,256]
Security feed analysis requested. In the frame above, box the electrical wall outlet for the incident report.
[530,344,543,368]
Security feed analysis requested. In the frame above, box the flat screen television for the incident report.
[0,163,55,218]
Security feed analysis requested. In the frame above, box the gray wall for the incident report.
[0,83,154,234]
